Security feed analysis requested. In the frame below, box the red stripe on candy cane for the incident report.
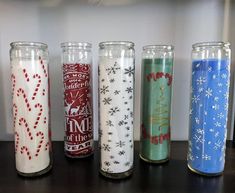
[34,103,43,129]
[20,146,32,160]
[32,74,41,100]
[13,103,18,128]
[35,131,44,157]
[11,74,16,95]
[19,118,33,140]
[39,56,48,77]
[22,69,30,82]
[15,132,19,153]
[16,88,31,111]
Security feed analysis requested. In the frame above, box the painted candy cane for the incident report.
[35,132,44,157]
[32,74,41,100]
[34,103,43,129]
[21,146,32,160]
[19,118,33,140]
[22,68,30,82]
[13,103,18,128]
[11,74,16,94]
[17,88,31,111]
[39,56,48,77]
[15,132,19,153]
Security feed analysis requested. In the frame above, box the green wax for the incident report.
[140,58,173,162]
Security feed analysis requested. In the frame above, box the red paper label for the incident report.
[63,63,93,157]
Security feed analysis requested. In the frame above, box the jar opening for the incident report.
[10,41,48,48]
[99,41,134,48]
[143,45,174,51]
[61,42,92,48]
[192,41,230,49]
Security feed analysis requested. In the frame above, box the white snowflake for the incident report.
[205,88,213,98]
[192,95,200,104]
[202,154,211,161]
[208,66,212,72]
[221,74,227,79]
[224,103,228,110]
[214,122,221,127]
[212,104,219,110]
[214,97,219,102]
[212,75,216,79]
[196,128,204,135]
[193,134,204,143]
[195,117,200,124]
[197,77,206,85]
[188,153,194,161]
[218,83,223,87]
[215,131,219,137]
[198,87,204,93]
[224,92,229,100]
[217,113,224,119]
[214,140,222,150]
[209,128,214,132]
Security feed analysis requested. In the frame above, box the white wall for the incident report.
[0,0,233,141]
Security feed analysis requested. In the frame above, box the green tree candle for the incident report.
[140,45,174,163]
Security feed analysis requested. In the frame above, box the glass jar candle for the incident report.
[10,41,52,177]
[98,41,135,179]
[187,42,231,176]
[61,42,94,158]
[140,45,174,163]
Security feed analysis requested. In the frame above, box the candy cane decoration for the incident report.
[20,146,32,160]
[15,132,19,153]
[11,74,16,95]
[19,118,33,140]
[32,74,41,100]
[44,116,47,124]
[45,141,50,151]
[17,88,31,111]
[22,68,30,82]
[35,132,44,157]
[34,103,43,129]
[39,56,48,77]
[13,103,18,128]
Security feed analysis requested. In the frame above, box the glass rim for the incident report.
[60,42,92,48]
[99,41,134,48]
[10,41,48,48]
[192,41,230,49]
[143,45,174,50]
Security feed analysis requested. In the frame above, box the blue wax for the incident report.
[188,59,230,174]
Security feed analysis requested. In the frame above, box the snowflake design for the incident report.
[124,66,134,77]
[102,167,113,173]
[125,87,133,93]
[118,120,125,126]
[102,97,112,105]
[224,92,229,100]
[108,107,120,115]
[116,141,125,148]
[119,150,125,155]
[125,133,130,138]
[205,88,212,98]
[192,95,200,104]
[114,90,121,95]
[124,115,128,120]
[208,66,212,72]
[113,161,120,164]
[198,87,204,93]
[202,154,211,161]
[197,77,206,85]
[102,144,111,151]
[215,131,219,137]
[106,120,114,127]
[214,122,221,127]
[224,103,228,110]
[193,134,204,143]
[196,128,204,135]
[214,140,222,150]
[106,62,120,75]
[214,97,219,102]
[110,155,114,159]
[218,83,223,87]
[100,85,109,94]
[212,75,216,79]
[221,73,227,79]
[124,162,131,166]
[195,117,200,124]
[212,104,219,110]
[110,78,115,83]
[126,126,130,130]
[104,161,111,166]
[217,113,224,119]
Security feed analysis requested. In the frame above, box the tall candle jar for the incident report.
[140,45,174,163]
[10,41,52,177]
[187,42,231,176]
[98,41,135,179]
[61,42,94,158]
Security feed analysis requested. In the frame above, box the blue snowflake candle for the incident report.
[188,42,231,176]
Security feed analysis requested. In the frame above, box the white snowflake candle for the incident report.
[188,42,231,176]
[98,41,135,179]
[10,42,52,176]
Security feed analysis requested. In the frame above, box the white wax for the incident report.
[12,59,50,174]
[99,57,134,173]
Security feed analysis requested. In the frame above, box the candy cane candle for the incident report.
[10,42,52,176]
[98,41,135,179]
